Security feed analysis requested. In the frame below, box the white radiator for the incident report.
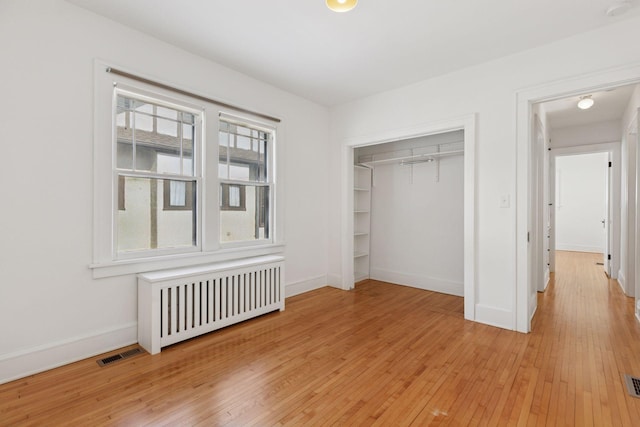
[137,255,285,354]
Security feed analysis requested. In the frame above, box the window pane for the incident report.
[157,117,177,137]
[236,135,251,150]
[117,176,195,253]
[134,111,153,133]
[257,138,268,181]
[219,121,270,183]
[116,95,192,174]
[157,153,181,174]
[182,123,194,175]
[220,185,269,243]
[229,164,250,181]
[156,106,178,120]
[116,99,133,169]
[218,130,229,179]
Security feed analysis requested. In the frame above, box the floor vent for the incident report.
[623,374,640,398]
[97,347,143,367]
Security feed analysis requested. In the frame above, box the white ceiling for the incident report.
[67,0,640,106]
[542,84,637,129]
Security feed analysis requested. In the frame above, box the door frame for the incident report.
[549,146,618,277]
[516,64,640,333]
[340,114,477,322]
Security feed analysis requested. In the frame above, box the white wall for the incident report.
[328,14,640,330]
[0,0,329,383]
[550,120,622,148]
[555,153,608,253]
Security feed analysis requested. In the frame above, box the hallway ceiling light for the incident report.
[577,95,595,110]
[326,0,358,13]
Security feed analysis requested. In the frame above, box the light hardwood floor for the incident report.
[2,251,640,425]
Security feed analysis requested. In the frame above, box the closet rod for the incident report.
[358,148,463,168]
[106,67,281,123]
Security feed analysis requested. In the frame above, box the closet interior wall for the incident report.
[354,130,465,296]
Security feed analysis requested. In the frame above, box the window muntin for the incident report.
[218,120,272,244]
[114,93,199,257]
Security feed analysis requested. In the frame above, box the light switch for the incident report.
[500,194,510,208]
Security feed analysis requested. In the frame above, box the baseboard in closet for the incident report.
[370,268,463,297]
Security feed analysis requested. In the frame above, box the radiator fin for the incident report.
[159,265,282,341]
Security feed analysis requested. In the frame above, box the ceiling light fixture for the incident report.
[326,0,358,13]
[577,95,595,110]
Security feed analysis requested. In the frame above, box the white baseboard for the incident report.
[529,302,538,324]
[285,275,327,298]
[370,268,463,297]
[0,323,137,385]
[618,270,626,293]
[555,244,604,253]
[326,274,343,289]
[474,304,514,330]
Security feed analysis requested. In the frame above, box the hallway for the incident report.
[529,250,640,425]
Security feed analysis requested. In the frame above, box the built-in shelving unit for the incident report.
[354,165,372,282]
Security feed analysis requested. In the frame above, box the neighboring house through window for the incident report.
[91,64,281,276]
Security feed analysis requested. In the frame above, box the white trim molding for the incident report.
[285,275,328,298]
[0,323,137,385]
[475,304,513,330]
[370,269,464,297]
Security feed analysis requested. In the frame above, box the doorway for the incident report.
[552,152,610,276]
[341,115,476,323]
[516,68,640,332]
[353,131,465,296]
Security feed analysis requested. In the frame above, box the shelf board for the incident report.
[354,187,370,192]
[354,232,368,237]
[354,252,369,258]
[354,210,370,214]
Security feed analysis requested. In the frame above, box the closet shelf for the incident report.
[354,187,370,192]
[354,252,369,258]
[358,149,463,168]
[354,210,370,214]
[354,232,368,237]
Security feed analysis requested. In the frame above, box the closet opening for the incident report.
[352,130,465,297]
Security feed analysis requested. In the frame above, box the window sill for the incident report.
[89,243,286,279]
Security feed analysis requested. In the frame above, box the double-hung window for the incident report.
[92,63,281,277]
[114,91,200,258]
[218,119,272,244]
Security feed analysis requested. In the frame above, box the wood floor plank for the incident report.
[2,251,640,425]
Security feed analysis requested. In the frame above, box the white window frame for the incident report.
[113,87,203,261]
[218,113,276,249]
[91,61,284,278]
